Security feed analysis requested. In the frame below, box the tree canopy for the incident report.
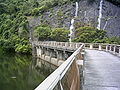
[34,25,69,42]
[73,26,107,43]
[0,0,120,54]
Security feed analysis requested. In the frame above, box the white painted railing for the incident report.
[35,43,84,90]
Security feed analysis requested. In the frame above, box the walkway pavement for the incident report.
[83,50,120,90]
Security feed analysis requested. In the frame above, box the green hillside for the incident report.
[0,0,120,54]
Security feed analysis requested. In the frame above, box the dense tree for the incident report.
[0,0,32,54]
[0,0,120,54]
[73,26,107,43]
[73,26,120,44]
[50,28,69,42]
[34,25,69,42]
[34,25,51,41]
[0,0,72,53]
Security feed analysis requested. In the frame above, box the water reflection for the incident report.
[0,53,56,90]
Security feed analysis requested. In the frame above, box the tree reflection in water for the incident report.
[0,53,56,90]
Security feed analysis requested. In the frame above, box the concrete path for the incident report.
[83,50,120,90]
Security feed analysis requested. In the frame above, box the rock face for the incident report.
[28,0,120,37]
[101,0,120,36]
[77,0,120,36]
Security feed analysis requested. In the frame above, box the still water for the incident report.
[0,53,56,90]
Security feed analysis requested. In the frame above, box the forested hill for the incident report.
[0,0,74,54]
[0,0,120,54]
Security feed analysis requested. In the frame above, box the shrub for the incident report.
[34,25,51,41]
[50,28,69,42]
[31,5,48,16]
[15,44,31,54]
[73,26,107,43]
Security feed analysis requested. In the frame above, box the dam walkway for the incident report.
[83,50,120,90]
[33,42,120,90]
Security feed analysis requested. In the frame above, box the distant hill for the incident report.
[0,0,120,53]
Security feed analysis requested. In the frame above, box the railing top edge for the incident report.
[35,44,84,90]
[33,41,120,47]
[84,43,120,46]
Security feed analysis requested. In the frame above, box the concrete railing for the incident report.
[34,41,120,90]
[35,43,84,90]
[34,41,120,56]
[85,43,120,56]
[34,41,83,51]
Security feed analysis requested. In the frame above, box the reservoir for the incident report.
[0,52,56,90]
